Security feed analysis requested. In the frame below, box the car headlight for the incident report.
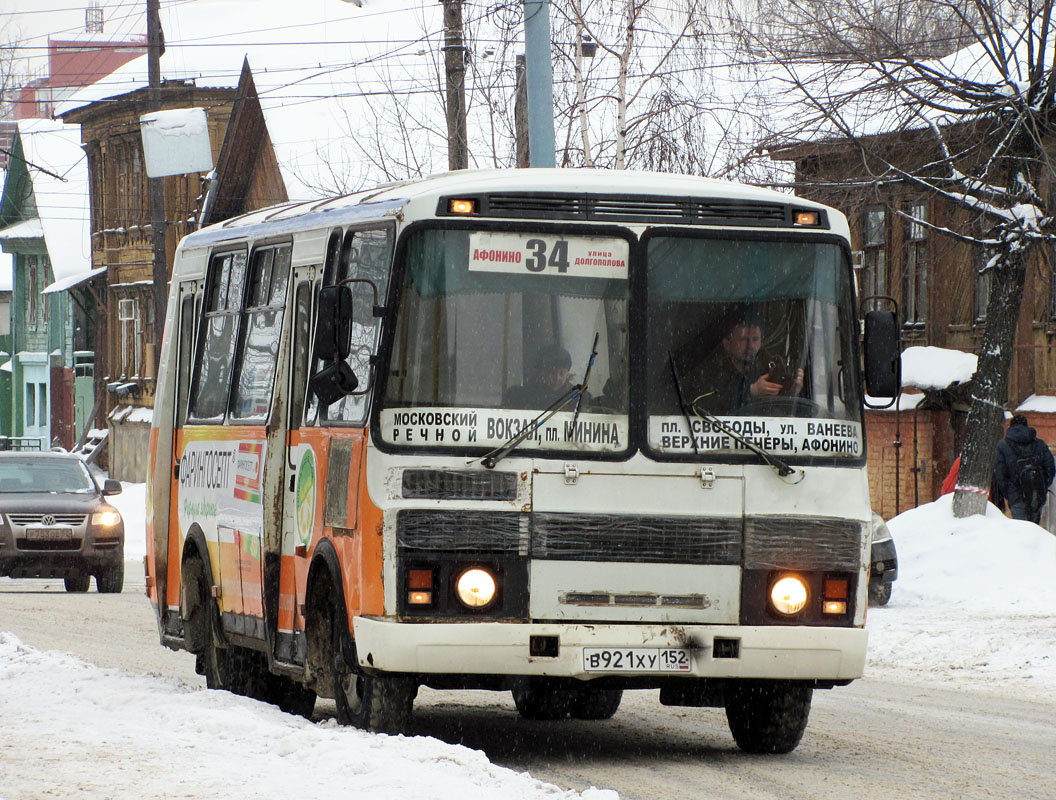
[455,567,497,609]
[770,575,808,615]
[92,509,122,527]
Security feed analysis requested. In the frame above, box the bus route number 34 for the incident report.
[582,647,692,672]
[525,238,569,273]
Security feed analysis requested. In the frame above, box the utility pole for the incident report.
[442,0,469,171]
[146,0,166,374]
[514,55,529,168]
[522,0,556,167]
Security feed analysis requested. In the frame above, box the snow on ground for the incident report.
[866,494,1056,694]
[0,633,613,800]
[2,482,1055,799]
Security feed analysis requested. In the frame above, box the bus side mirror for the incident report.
[315,285,353,361]
[863,309,900,399]
[309,360,359,407]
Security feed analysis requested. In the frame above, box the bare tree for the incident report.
[0,21,25,120]
[312,0,759,189]
[749,0,982,60]
[746,0,1056,517]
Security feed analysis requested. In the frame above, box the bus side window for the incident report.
[188,250,247,422]
[175,294,196,428]
[290,280,313,428]
[230,244,292,422]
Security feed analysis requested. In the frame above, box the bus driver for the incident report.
[691,317,803,413]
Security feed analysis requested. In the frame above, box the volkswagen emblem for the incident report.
[41,515,56,526]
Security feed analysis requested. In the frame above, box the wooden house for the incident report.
[0,119,97,452]
[770,126,1056,517]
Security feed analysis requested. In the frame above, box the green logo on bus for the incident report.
[296,449,316,547]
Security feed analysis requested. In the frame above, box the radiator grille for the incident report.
[16,538,82,552]
[8,513,87,527]
[402,469,517,501]
[744,517,862,570]
[532,513,741,564]
[397,510,742,564]
[397,510,528,554]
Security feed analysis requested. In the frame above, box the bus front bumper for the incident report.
[352,618,867,681]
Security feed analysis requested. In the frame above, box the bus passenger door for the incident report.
[277,267,318,664]
[165,280,200,618]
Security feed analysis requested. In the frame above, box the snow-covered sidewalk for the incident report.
[0,632,615,800]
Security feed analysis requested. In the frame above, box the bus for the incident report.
[146,169,898,754]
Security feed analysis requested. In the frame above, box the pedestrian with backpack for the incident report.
[994,414,1056,523]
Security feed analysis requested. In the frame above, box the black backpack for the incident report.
[1014,446,1048,508]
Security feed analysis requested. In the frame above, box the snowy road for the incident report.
[2,568,1055,800]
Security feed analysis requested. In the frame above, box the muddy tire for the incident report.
[570,688,622,720]
[331,605,414,733]
[64,573,90,593]
[512,678,573,720]
[869,580,892,607]
[265,673,317,718]
[96,561,124,594]
[725,680,812,754]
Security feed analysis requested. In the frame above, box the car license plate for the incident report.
[583,647,692,672]
[26,527,74,541]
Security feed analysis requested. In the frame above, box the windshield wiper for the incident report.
[478,333,599,470]
[668,354,700,456]
[668,351,801,481]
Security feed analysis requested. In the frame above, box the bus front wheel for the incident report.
[724,680,812,754]
[331,608,414,733]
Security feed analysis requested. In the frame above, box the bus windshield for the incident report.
[645,233,864,461]
[378,226,630,455]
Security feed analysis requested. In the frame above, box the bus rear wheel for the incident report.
[331,608,414,733]
[724,680,812,754]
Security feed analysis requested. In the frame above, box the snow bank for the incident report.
[0,633,616,800]
[867,494,1056,692]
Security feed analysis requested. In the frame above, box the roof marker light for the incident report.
[449,198,477,215]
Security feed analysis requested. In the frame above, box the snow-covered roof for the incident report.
[0,218,45,240]
[42,265,107,295]
[13,119,91,281]
[1017,394,1056,414]
[901,345,977,391]
[56,0,429,202]
[768,20,1056,145]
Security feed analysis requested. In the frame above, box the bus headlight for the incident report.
[770,575,808,615]
[455,567,497,609]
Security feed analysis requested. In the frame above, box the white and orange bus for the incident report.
[146,169,898,753]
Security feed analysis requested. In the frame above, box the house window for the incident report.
[38,382,47,426]
[25,384,35,427]
[861,205,886,312]
[27,256,38,331]
[903,201,928,325]
[118,297,142,377]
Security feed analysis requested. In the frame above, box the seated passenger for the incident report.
[504,344,587,409]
